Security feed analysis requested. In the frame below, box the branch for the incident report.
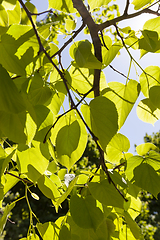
[30,9,54,16]
[72,0,102,97]
[109,64,130,80]
[5,171,33,185]
[99,7,160,31]
[18,0,43,54]
[51,21,86,58]
[43,87,94,143]
[124,0,130,15]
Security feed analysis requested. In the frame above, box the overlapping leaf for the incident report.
[69,66,107,98]
[81,96,118,152]
[102,80,140,129]
[88,179,124,208]
[139,66,160,97]
[105,133,130,164]
[88,0,111,9]
[70,194,104,230]
[48,0,76,13]
[70,40,102,69]
[137,98,160,125]
[132,0,154,10]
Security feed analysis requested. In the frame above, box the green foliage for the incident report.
[0,0,160,239]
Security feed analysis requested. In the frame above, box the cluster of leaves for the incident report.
[0,0,160,239]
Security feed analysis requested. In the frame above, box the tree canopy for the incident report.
[0,0,160,239]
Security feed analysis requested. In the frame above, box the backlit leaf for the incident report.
[69,66,107,98]
[0,65,26,114]
[139,66,160,97]
[105,133,130,164]
[136,143,158,156]
[81,96,118,152]
[149,85,160,109]
[37,175,61,201]
[17,147,49,175]
[132,0,154,10]
[51,110,87,170]
[137,98,160,125]
[70,40,102,69]
[0,202,15,235]
[48,0,76,13]
[37,222,60,240]
[103,80,140,129]
[88,0,111,9]
[88,179,124,208]
[70,194,104,230]
[133,163,160,198]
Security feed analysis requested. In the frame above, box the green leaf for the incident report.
[0,202,15,235]
[7,1,21,25]
[88,0,111,9]
[51,110,87,170]
[59,224,71,240]
[0,111,27,143]
[145,151,160,170]
[48,0,76,13]
[139,30,160,53]
[70,40,102,69]
[88,179,124,208]
[37,175,61,201]
[37,222,60,240]
[0,5,8,24]
[70,194,104,230]
[0,65,26,114]
[102,43,121,67]
[21,1,37,25]
[103,80,140,129]
[54,176,78,212]
[29,86,52,106]
[0,33,27,75]
[119,224,138,239]
[69,67,107,98]
[105,133,130,164]
[2,0,17,10]
[25,113,37,146]
[149,85,160,108]
[65,19,76,32]
[137,98,160,125]
[33,105,54,142]
[56,121,80,158]
[125,156,143,181]
[2,171,19,197]
[123,211,141,239]
[136,143,158,156]
[139,66,160,97]
[67,215,110,240]
[17,147,49,176]
[81,96,118,152]
[143,16,160,37]
[132,0,154,10]
[133,163,160,198]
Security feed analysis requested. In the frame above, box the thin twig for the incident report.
[123,0,130,15]
[5,171,33,185]
[31,9,53,16]
[51,21,86,58]
[99,3,160,31]
[43,87,94,143]
[109,64,130,80]
[100,30,109,50]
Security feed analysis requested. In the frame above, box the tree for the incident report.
[0,0,160,239]
[135,131,160,240]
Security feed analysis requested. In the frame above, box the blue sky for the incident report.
[29,0,160,153]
